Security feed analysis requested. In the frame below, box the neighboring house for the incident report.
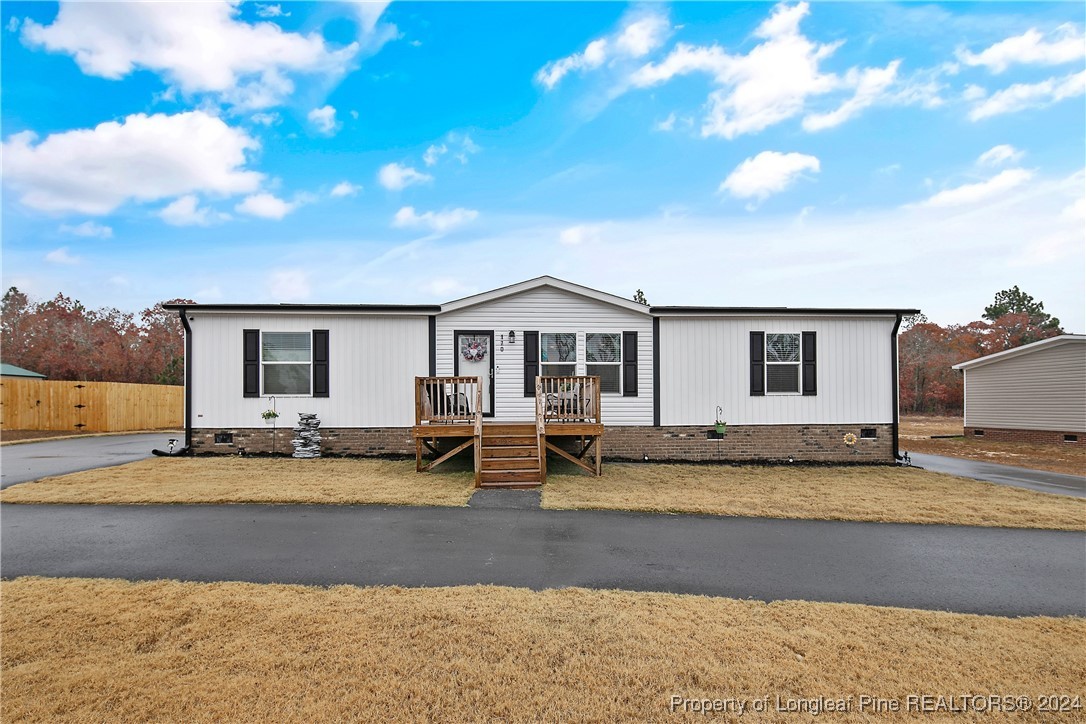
[0,363,46,379]
[164,277,916,479]
[952,334,1085,445]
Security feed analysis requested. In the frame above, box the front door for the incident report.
[454,331,494,416]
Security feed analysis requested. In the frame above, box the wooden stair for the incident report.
[478,423,541,488]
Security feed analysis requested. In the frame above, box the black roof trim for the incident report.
[162,303,441,313]
[651,306,921,316]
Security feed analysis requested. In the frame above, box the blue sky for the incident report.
[2,1,1084,329]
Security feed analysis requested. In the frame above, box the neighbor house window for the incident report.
[586,332,621,394]
[765,333,800,394]
[540,333,577,377]
[262,332,312,395]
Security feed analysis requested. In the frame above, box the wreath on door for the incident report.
[461,338,488,362]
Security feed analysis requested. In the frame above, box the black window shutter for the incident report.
[313,330,330,397]
[243,329,260,397]
[749,331,765,396]
[622,331,638,397]
[802,331,817,396]
[523,331,539,397]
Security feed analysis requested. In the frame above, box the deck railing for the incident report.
[537,375,601,425]
[415,376,483,426]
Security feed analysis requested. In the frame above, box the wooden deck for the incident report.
[411,375,604,488]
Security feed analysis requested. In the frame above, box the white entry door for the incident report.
[456,332,493,415]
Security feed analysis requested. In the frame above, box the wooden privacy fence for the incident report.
[0,378,183,432]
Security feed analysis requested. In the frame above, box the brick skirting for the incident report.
[964,427,1082,445]
[191,427,416,456]
[192,423,895,463]
[592,424,894,463]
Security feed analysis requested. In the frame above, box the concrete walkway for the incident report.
[0,433,178,489]
[2,501,1082,617]
[910,452,1085,498]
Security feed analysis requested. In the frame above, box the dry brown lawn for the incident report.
[543,463,1086,531]
[901,415,1086,477]
[2,577,1083,723]
[0,457,473,507]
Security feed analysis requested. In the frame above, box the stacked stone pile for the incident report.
[292,413,322,458]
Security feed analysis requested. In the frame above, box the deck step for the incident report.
[481,445,536,458]
[481,456,539,470]
[481,435,536,446]
[481,424,537,435]
[480,469,541,485]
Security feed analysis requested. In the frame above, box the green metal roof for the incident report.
[0,363,46,378]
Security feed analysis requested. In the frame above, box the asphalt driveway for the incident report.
[0,433,179,489]
[2,501,1082,617]
[910,452,1086,498]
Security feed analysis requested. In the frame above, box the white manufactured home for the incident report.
[952,334,1085,445]
[165,277,916,486]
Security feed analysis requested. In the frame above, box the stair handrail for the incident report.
[535,376,547,481]
[473,383,483,487]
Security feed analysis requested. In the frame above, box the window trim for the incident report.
[539,331,578,378]
[765,332,802,396]
[260,330,314,397]
[586,331,623,395]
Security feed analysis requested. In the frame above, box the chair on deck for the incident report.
[446,391,473,417]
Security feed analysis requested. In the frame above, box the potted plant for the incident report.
[261,409,280,424]
[714,405,727,435]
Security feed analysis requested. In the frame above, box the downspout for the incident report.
[179,310,193,450]
[891,313,902,461]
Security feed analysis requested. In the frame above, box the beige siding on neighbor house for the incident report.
[963,342,1086,432]
[188,312,429,428]
[659,316,896,426]
[436,286,653,424]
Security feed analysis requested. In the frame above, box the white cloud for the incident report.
[7,16,20,32]
[20,1,359,109]
[330,181,362,197]
[1,111,262,214]
[961,84,987,101]
[393,206,478,233]
[307,105,338,135]
[377,163,433,191]
[630,2,924,139]
[250,112,280,126]
[968,70,1085,121]
[559,224,604,246]
[159,195,229,226]
[255,4,290,18]
[917,168,1034,208]
[268,269,310,301]
[719,151,821,205]
[654,112,676,132]
[802,61,900,132]
[235,192,296,220]
[536,8,669,90]
[45,247,79,265]
[957,24,1085,74]
[977,144,1023,167]
[59,221,112,238]
[423,143,447,167]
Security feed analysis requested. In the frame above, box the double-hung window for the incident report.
[586,332,621,394]
[540,333,577,376]
[765,333,801,394]
[262,332,312,395]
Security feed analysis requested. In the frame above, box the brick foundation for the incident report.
[192,423,895,463]
[964,427,1082,445]
[191,427,416,456]
[591,424,895,463]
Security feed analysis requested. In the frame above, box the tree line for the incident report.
[1,287,193,385]
[1,284,1067,406]
[899,286,1063,415]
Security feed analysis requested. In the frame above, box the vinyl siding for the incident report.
[659,316,896,426]
[435,287,653,424]
[963,341,1086,432]
[189,312,428,428]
